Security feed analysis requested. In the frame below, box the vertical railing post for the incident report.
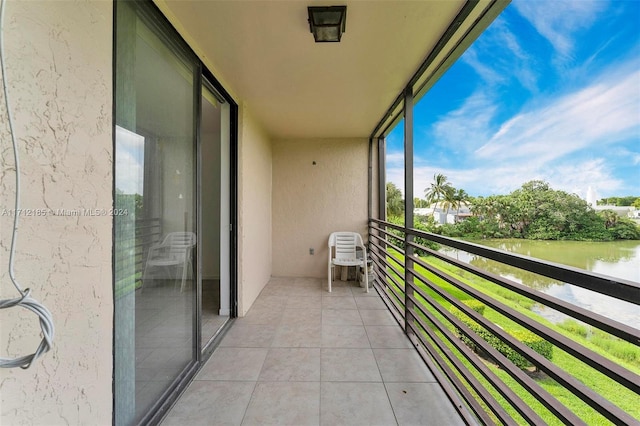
[378,136,386,221]
[403,86,414,336]
[377,137,387,287]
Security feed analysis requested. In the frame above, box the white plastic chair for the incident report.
[328,231,369,293]
[143,231,196,292]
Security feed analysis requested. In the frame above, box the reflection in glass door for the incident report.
[114,2,197,424]
[199,82,231,350]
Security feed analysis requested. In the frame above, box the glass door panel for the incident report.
[115,3,197,423]
[200,82,230,350]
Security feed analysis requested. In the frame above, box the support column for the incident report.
[403,86,414,336]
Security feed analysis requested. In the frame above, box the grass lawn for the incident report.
[381,249,639,424]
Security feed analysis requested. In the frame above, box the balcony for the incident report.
[158,218,639,425]
[161,277,468,425]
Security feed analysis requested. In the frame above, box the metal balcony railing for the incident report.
[115,216,161,297]
[368,218,640,425]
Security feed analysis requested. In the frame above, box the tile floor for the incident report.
[161,277,467,426]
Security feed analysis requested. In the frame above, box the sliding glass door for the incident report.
[113,1,238,424]
[114,3,197,423]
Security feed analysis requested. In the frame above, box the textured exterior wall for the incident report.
[237,105,272,315]
[272,138,369,278]
[0,1,113,425]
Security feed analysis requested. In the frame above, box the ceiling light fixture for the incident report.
[307,6,347,43]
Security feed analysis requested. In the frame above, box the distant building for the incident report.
[592,205,638,218]
[415,203,472,225]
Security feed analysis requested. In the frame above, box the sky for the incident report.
[386,0,640,201]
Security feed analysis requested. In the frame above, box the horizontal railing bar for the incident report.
[410,251,640,394]
[370,243,405,270]
[369,225,406,246]
[369,232,405,257]
[369,222,404,239]
[407,240,640,345]
[407,268,637,425]
[370,279,406,330]
[369,257,406,313]
[406,281,586,425]
[370,217,405,233]
[408,227,640,304]
[368,266,493,424]
[412,342,501,426]
[411,342,497,426]
[369,257,407,320]
[369,220,639,423]
[407,309,529,425]
[369,241,405,273]
[407,290,556,424]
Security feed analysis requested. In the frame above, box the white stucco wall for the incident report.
[0,1,113,425]
[237,105,272,315]
[272,138,369,278]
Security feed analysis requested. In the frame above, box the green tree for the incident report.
[414,197,429,208]
[386,182,404,217]
[424,173,454,210]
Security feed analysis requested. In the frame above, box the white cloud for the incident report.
[430,92,495,152]
[513,0,607,58]
[463,17,538,92]
[475,67,640,166]
[408,158,622,200]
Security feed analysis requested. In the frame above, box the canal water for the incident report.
[440,239,640,329]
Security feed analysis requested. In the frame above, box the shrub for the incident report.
[450,302,553,370]
[558,319,589,338]
[463,299,486,315]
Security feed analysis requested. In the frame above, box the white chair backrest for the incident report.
[329,232,363,261]
[162,232,196,257]
[163,232,196,247]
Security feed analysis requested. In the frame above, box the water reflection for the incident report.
[439,240,640,329]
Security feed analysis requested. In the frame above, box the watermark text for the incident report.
[1,208,129,217]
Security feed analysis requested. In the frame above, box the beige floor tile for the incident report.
[242,382,320,425]
[196,347,268,381]
[374,348,435,382]
[272,323,322,348]
[286,295,322,310]
[322,325,370,348]
[358,309,397,326]
[321,309,363,326]
[321,296,357,310]
[162,381,255,426]
[236,307,283,326]
[355,296,387,310]
[281,308,322,325]
[219,324,277,348]
[320,382,396,426]
[259,348,321,381]
[162,277,468,426]
[321,348,381,382]
[366,325,413,348]
[386,382,466,426]
[324,281,354,296]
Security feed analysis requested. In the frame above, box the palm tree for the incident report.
[386,182,404,217]
[453,189,469,215]
[600,209,619,229]
[424,173,453,212]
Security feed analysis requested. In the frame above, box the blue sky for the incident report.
[386,0,640,201]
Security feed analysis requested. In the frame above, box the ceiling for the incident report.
[157,0,501,139]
